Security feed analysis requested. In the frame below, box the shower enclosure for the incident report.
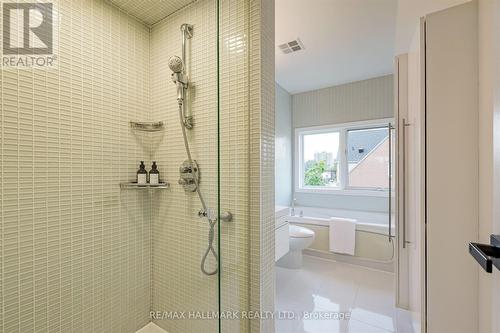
[0,0,275,333]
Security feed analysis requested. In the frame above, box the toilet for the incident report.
[277,225,315,269]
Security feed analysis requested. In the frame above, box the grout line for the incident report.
[302,254,395,275]
[349,318,394,333]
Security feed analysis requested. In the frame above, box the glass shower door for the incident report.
[149,1,221,332]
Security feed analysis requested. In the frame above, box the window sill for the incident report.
[295,187,390,197]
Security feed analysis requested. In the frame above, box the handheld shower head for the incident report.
[168,56,184,73]
[169,55,187,105]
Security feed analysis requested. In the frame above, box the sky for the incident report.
[303,132,339,161]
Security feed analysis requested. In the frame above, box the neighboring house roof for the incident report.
[349,137,389,188]
[347,129,389,163]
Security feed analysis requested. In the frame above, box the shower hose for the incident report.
[178,104,218,276]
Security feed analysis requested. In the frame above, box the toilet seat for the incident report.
[289,225,314,238]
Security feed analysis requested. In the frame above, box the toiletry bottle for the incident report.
[137,161,148,185]
[150,161,160,185]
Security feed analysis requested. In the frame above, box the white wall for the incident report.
[292,75,394,212]
[275,83,293,206]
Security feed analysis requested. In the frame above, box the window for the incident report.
[296,120,393,194]
[302,131,340,187]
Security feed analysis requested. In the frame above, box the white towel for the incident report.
[329,217,357,255]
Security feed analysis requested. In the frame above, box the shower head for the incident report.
[169,55,187,104]
[168,56,184,73]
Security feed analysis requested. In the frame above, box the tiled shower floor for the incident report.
[276,256,416,333]
[136,323,168,333]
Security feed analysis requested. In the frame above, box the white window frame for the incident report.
[294,118,394,197]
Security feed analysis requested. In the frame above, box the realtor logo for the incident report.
[1,2,57,67]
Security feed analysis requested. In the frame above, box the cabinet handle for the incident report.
[388,123,393,242]
[402,119,411,248]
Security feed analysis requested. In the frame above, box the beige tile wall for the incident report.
[248,0,275,332]
[260,0,276,330]
[219,0,251,331]
[150,0,275,332]
[0,0,152,332]
[108,0,194,26]
[149,1,220,332]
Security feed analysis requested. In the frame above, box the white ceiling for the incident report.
[109,0,194,26]
[276,0,398,94]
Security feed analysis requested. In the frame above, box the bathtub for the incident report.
[287,206,395,271]
[288,206,394,235]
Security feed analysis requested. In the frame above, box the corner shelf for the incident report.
[120,182,170,190]
[129,121,164,132]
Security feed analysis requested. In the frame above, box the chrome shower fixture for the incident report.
[169,56,188,106]
[169,23,193,130]
[178,159,199,192]
[168,55,184,73]
[170,23,220,276]
[180,23,193,39]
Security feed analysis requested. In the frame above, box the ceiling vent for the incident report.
[278,38,305,54]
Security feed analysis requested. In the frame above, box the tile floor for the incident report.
[135,323,169,333]
[275,256,415,333]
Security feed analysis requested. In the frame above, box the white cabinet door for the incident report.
[425,2,479,332]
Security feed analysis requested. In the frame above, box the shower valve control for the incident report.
[198,209,233,223]
[178,178,194,185]
[198,208,216,220]
[179,160,199,192]
[179,165,193,173]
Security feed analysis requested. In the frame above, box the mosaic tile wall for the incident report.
[108,0,194,26]
[219,0,251,331]
[149,1,220,332]
[150,0,274,332]
[259,0,276,331]
[0,0,153,332]
[248,0,275,332]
